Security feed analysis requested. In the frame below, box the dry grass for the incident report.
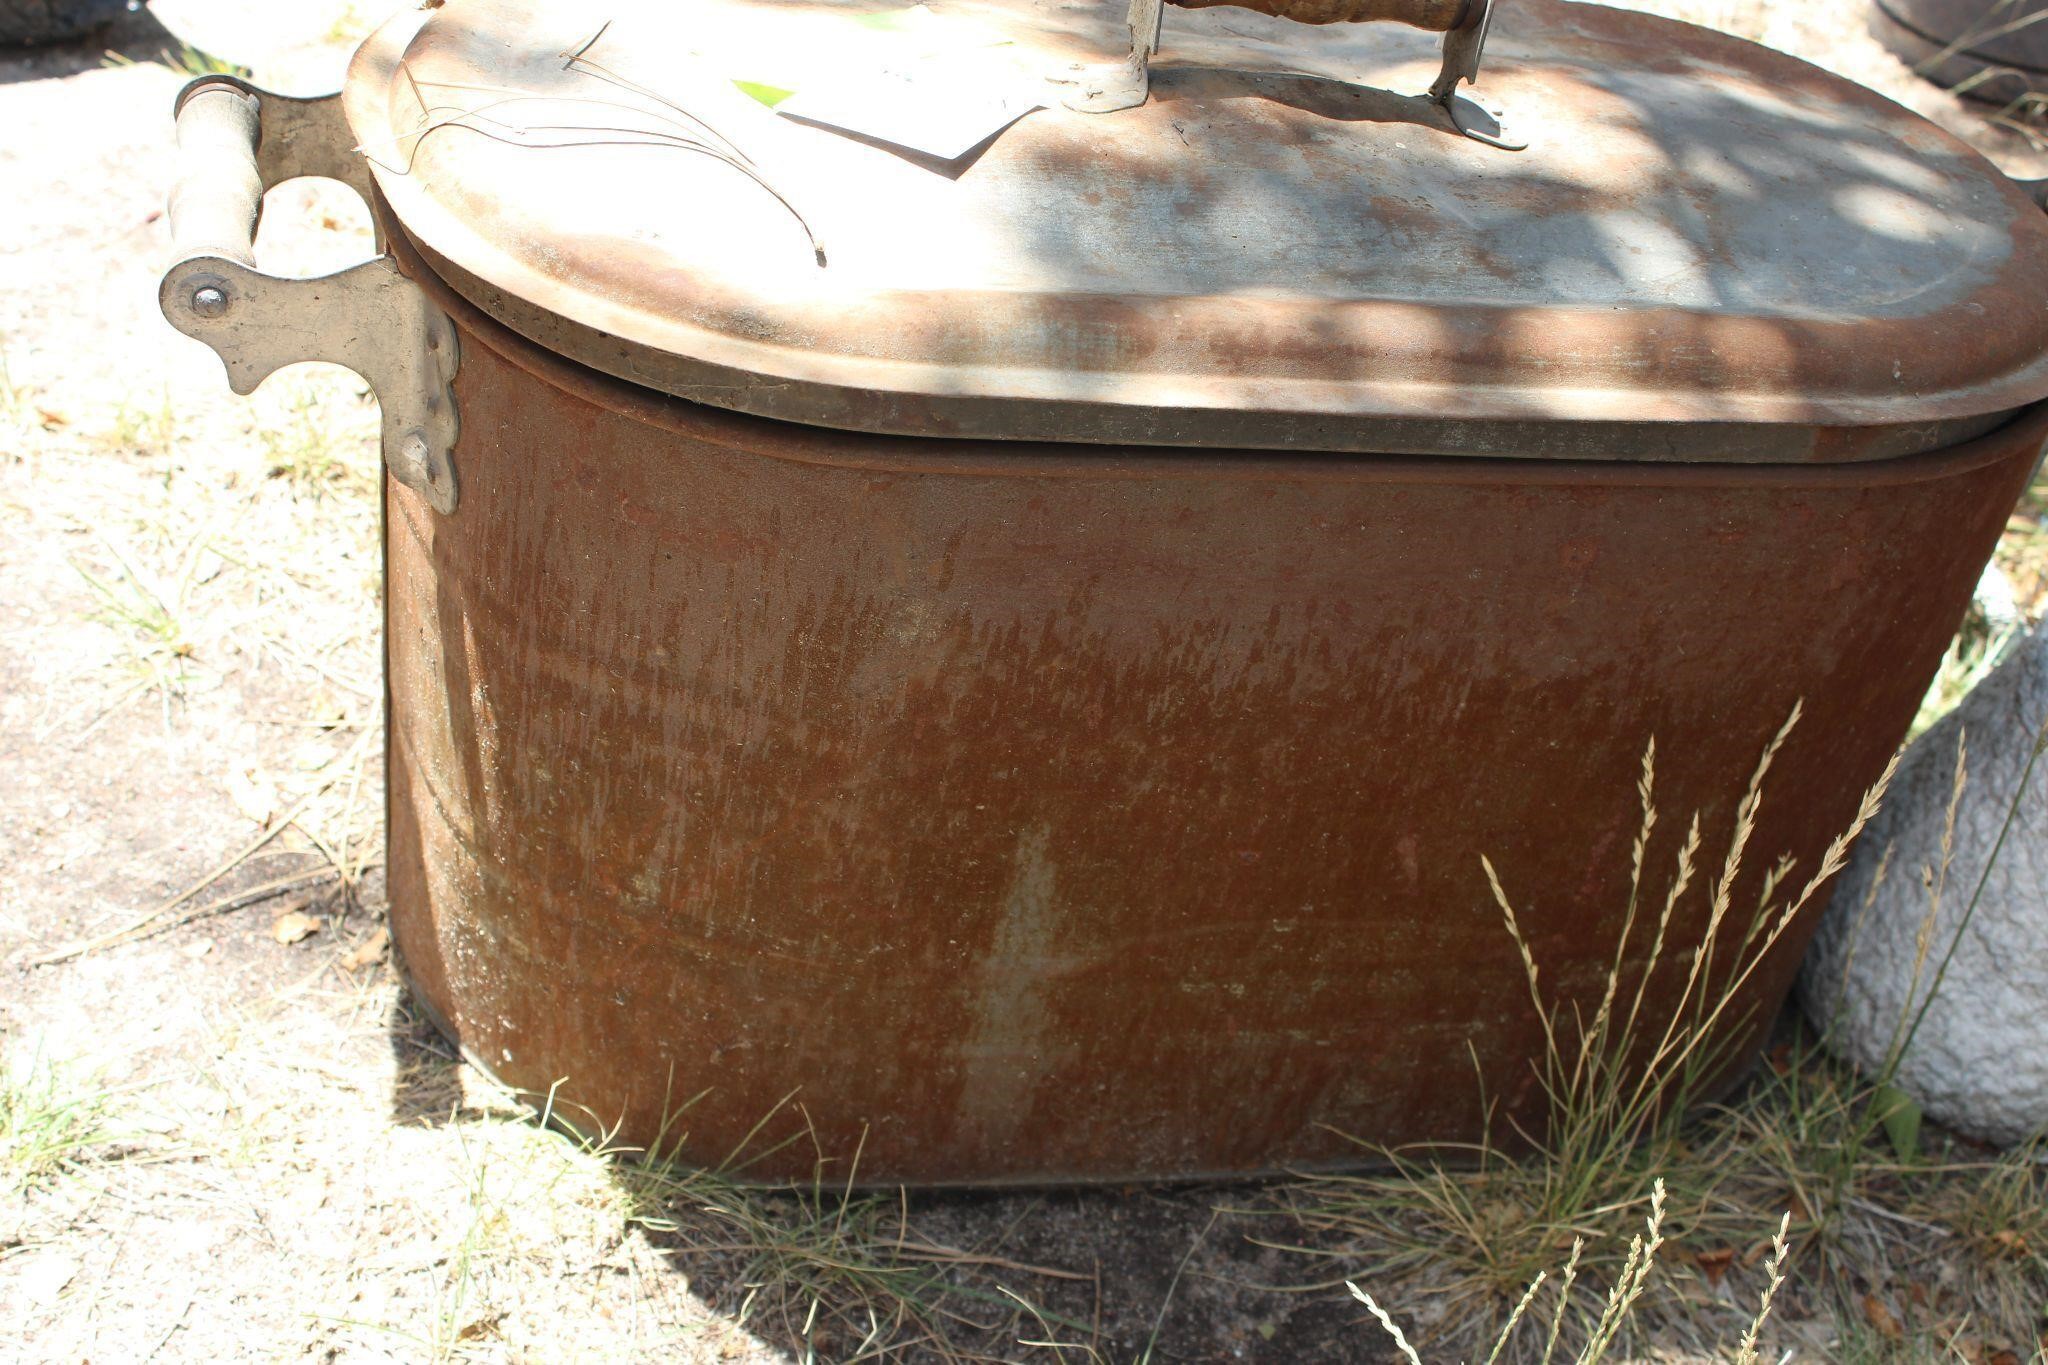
[1926,483,2048,738]
[1275,724,2048,1364]
[1710,1041,2048,1364]
[615,1128,1087,1362]
[1911,0,2048,147]
[1349,1182,1802,1365]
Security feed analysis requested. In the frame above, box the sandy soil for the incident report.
[2,3,2043,1363]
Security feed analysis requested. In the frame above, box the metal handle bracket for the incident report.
[162,253,460,512]
[160,78,461,514]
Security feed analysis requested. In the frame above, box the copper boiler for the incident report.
[163,0,2048,1182]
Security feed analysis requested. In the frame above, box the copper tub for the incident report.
[162,0,2048,1182]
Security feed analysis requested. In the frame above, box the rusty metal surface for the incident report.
[405,233,2011,465]
[341,0,2048,458]
[379,220,2047,1185]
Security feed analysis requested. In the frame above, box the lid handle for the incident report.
[1174,0,1470,32]
[1061,0,1516,148]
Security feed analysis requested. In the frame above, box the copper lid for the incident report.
[343,0,2048,459]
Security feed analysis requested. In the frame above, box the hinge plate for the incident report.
[162,254,461,514]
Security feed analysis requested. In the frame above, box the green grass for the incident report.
[101,43,250,81]
[96,388,178,460]
[322,2,376,46]
[71,527,202,707]
[1913,600,2023,739]
[0,1045,113,1205]
[258,379,379,499]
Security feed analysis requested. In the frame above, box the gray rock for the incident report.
[1800,625,2048,1148]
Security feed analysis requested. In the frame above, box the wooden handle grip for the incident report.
[169,82,264,267]
[1167,0,1470,29]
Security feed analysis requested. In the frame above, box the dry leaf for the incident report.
[1987,1350,2020,1365]
[1862,1293,1902,1340]
[271,911,321,945]
[291,739,338,771]
[1989,1229,2028,1258]
[35,407,68,430]
[181,939,214,960]
[455,1311,504,1342]
[225,765,278,828]
[1767,1042,1794,1076]
[1694,1247,1737,1287]
[340,927,390,972]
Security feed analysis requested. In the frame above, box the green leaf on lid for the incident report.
[733,79,795,107]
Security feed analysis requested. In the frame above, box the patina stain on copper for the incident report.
[381,225,2046,1184]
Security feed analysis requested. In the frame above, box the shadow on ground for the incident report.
[378,975,1370,1362]
[0,5,197,87]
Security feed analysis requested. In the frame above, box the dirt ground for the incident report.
[3,3,2046,1363]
